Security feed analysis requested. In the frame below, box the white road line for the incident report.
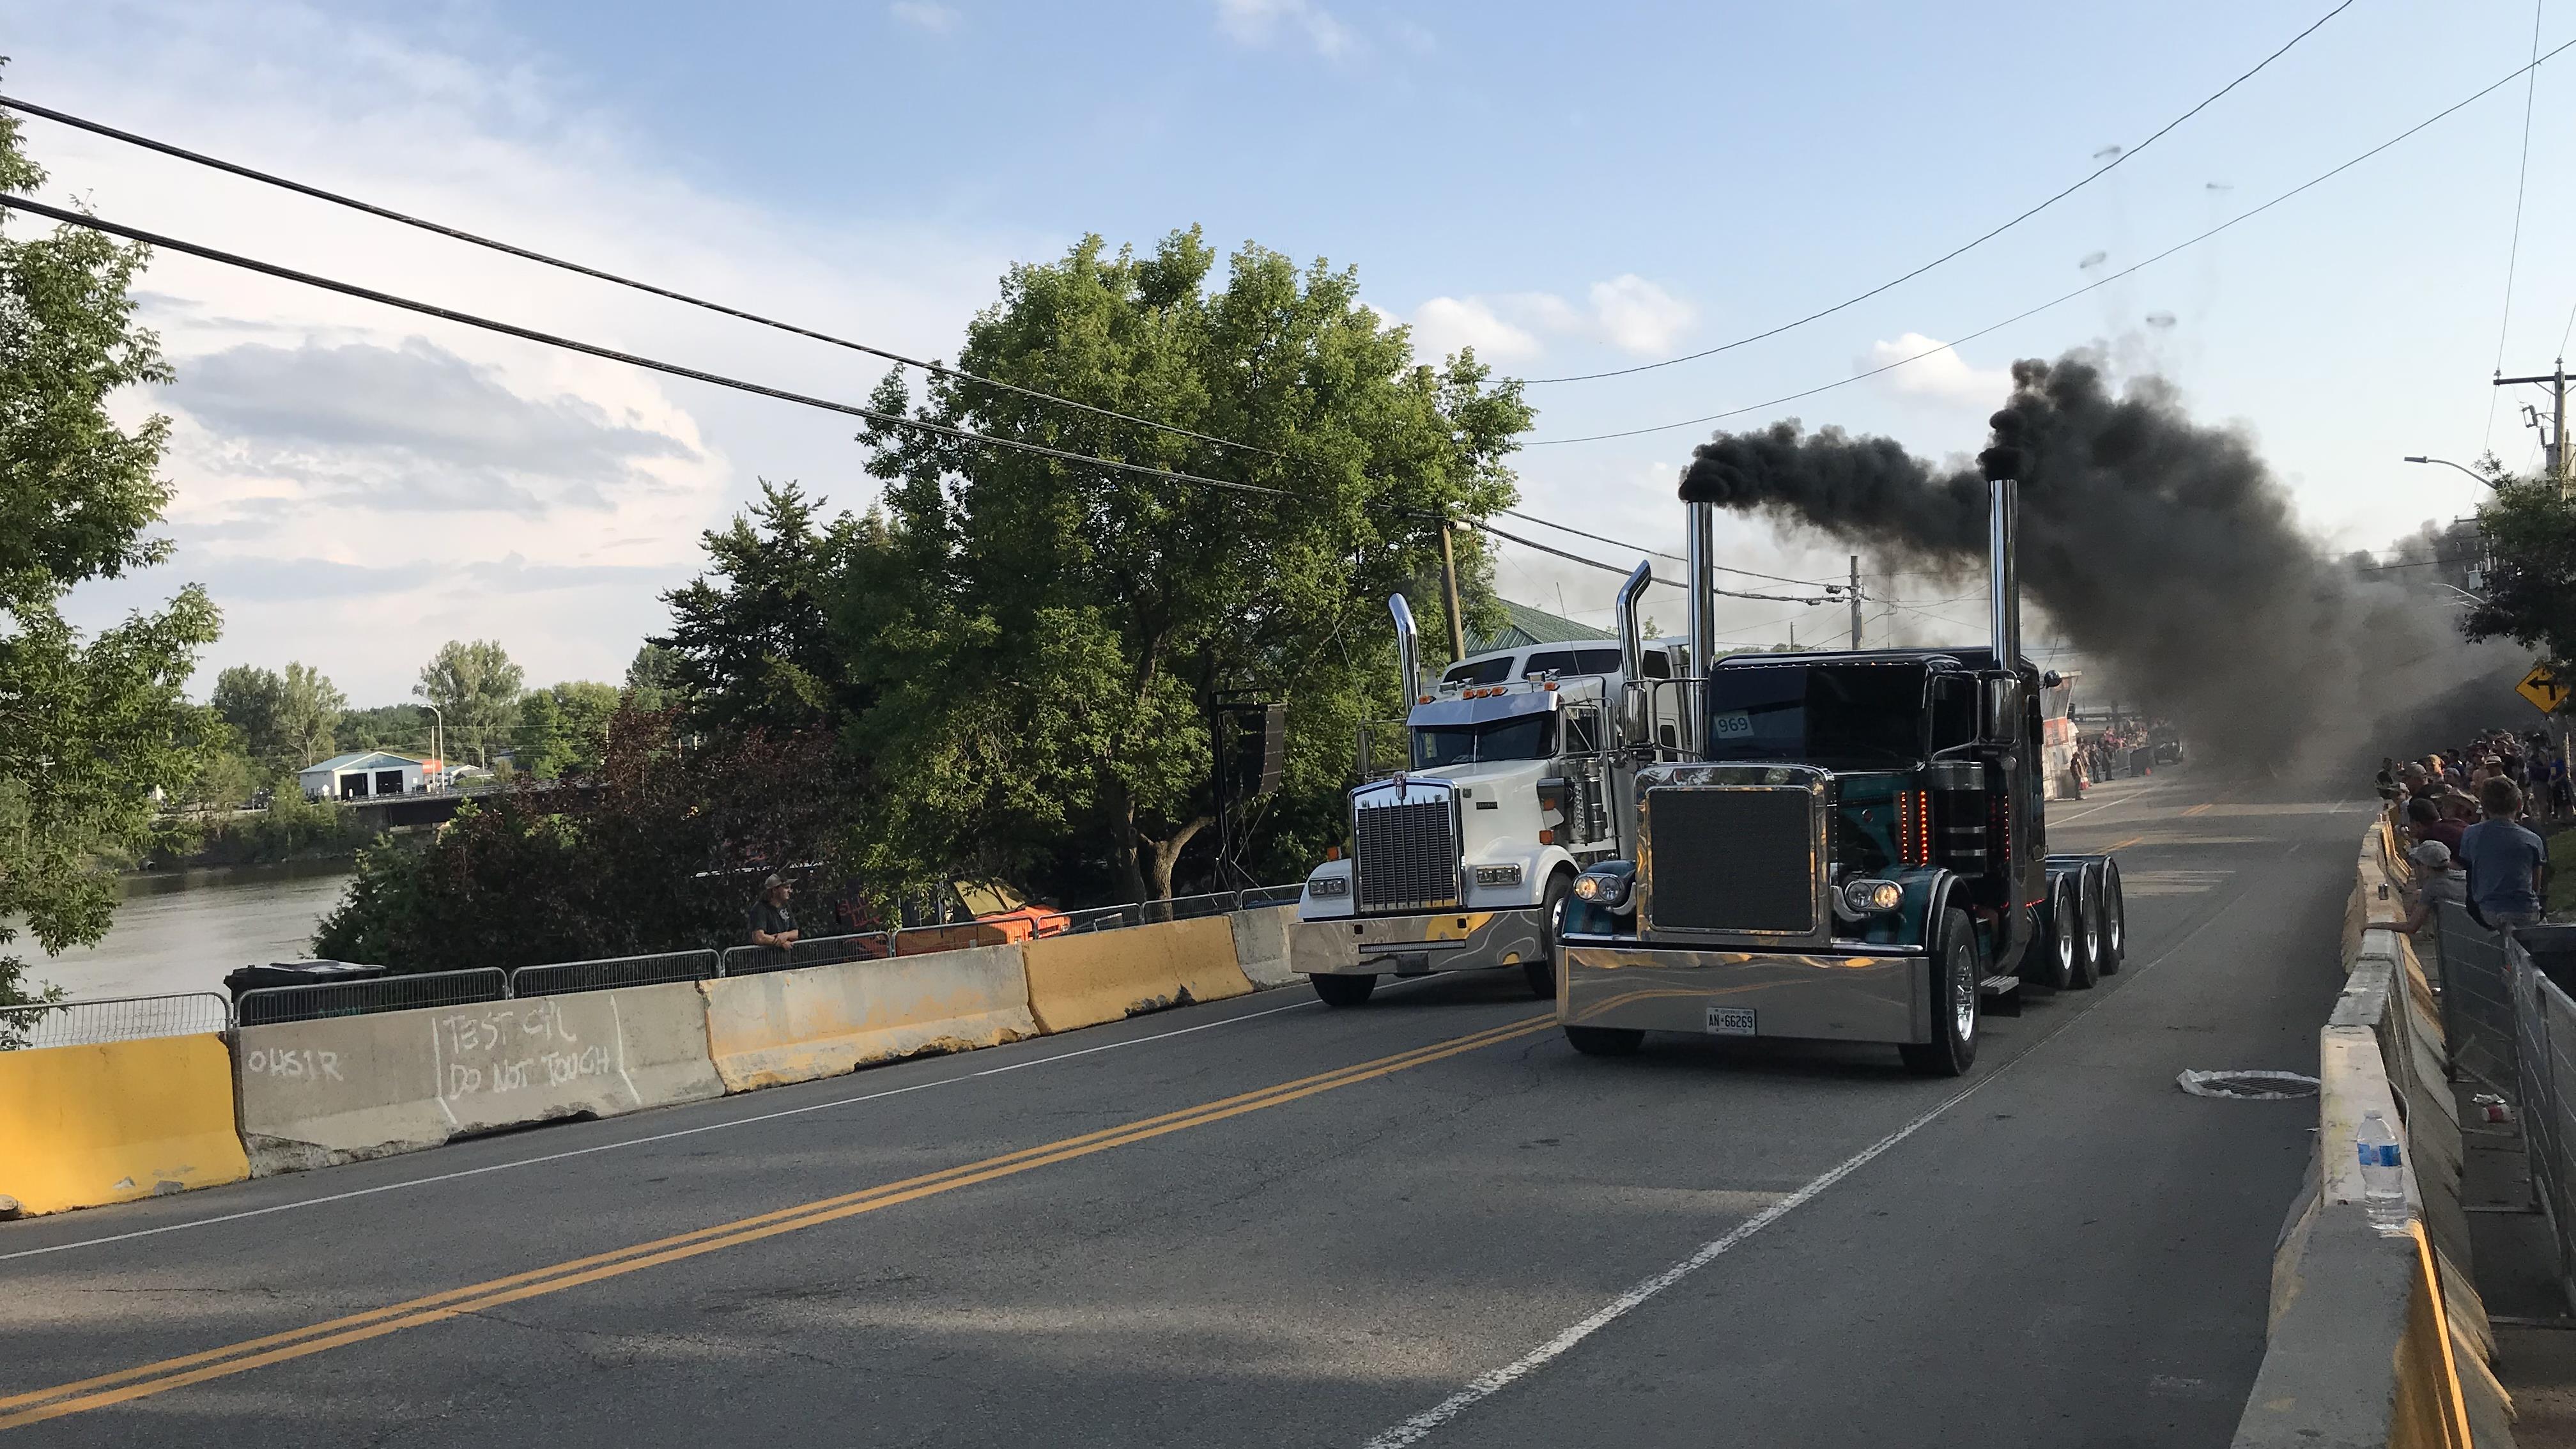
[0,986,1387,1265]
[1359,878,2255,1447]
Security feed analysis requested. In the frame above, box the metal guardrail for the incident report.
[235,967,510,1027]
[718,932,890,978]
[510,949,720,998]
[2511,926,2576,1316]
[0,991,232,1050]
[2434,901,2517,1096]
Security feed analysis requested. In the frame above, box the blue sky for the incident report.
[15,0,2575,701]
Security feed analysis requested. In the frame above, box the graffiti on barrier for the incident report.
[433,998,620,1101]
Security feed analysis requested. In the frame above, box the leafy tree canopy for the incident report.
[840,227,1531,901]
[652,480,851,734]
[0,82,222,1004]
[2465,470,2576,677]
[413,639,524,764]
[521,680,621,779]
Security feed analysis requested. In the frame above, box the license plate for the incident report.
[1706,1006,1757,1037]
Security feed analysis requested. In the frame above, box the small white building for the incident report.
[297,751,435,800]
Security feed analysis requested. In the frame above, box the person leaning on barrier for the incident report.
[748,872,800,950]
[2369,841,2465,947]
[2458,777,2550,932]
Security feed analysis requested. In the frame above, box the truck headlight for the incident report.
[1573,869,1632,910]
[1842,878,1903,913]
[1474,864,1523,888]
[1309,876,1350,898]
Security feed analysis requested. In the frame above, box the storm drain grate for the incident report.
[2176,1069,2319,1100]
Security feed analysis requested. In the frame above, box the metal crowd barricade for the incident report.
[2510,926,2576,1313]
[0,991,233,1050]
[2436,901,2517,1095]
[233,967,510,1028]
[1238,883,1304,908]
[510,949,720,998]
[718,931,890,979]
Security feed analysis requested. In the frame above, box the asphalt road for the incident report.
[0,768,2361,1447]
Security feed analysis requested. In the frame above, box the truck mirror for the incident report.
[1980,676,2024,745]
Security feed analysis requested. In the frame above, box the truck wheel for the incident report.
[2062,871,2098,989]
[1311,973,1377,1007]
[1525,871,1572,1000]
[1564,1025,1644,1057]
[1900,908,1979,1078]
[2093,858,2125,973]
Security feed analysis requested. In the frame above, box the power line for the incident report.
[1514,1,2354,387]
[1493,508,1842,587]
[2484,1,2546,451]
[0,193,1307,502]
[1531,31,2576,447]
[1467,521,1836,603]
[0,93,1281,462]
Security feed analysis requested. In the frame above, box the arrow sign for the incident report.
[2518,664,2569,715]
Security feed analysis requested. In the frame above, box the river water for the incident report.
[17,861,355,1002]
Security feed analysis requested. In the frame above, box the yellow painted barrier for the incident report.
[1021,916,1253,1034]
[698,945,1039,1092]
[0,1035,249,1216]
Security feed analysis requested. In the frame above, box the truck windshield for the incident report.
[1412,713,1554,768]
[1701,663,1925,768]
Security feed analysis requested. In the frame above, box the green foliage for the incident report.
[313,709,854,970]
[2465,473,2576,676]
[183,782,371,866]
[413,639,524,764]
[0,86,223,1005]
[520,681,620,779]
[654,481,849,733]
[623,641,684,713]
[211,661,346,769]
[337,702,435,755]
[838,228,1531,901]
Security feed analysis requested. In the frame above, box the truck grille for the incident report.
[1355,798,1459,910]
[1646,787,1817,934]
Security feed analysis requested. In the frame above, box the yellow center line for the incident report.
[1,1014,1554,1431]
[2106,835,2146,852]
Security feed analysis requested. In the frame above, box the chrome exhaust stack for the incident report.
[1978,412,2024,673]
[1390,593,1423,708]
[1614,557,1654,743]
[1684,500,1717,751]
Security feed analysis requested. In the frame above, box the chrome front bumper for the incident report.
[1290,907,1548,977]
[1559,939,1931,1044]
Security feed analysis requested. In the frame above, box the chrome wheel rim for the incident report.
[1952,944,1977,1043]
[2105,871,2125,956]
[2055,890,2076,982]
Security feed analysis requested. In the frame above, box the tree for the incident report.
[0,88,224,1009]
[842,228,1529,901]
[520,681,621,779]
[624,641,684,713]
[414,640,524,764]
[653,481,848,734]
[274,662,347,766]
[2464,471,2576,665]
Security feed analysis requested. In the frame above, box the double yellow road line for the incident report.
[0,1014,1553,1431]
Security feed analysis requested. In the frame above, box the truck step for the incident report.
[1978,974,2024,1016]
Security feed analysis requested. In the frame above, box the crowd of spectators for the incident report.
[2377,728,2568,955]
[2076,720,2180,786]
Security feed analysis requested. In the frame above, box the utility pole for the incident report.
[1848,555,1863,650]
[2495,360,2570,495]
[1437,518,1467,663]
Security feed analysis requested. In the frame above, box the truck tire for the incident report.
[2060,870,2098,989]
[2093,858,2125,974]
[1900,908,1979,1078]
[1311,973,1377,1007]
[1564,1025,1644,1057]
[1525,870,1573,1000]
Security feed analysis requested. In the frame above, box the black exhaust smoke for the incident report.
[1676,354,2488,771]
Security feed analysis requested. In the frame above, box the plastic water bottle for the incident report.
[2356,1110,2409,1234]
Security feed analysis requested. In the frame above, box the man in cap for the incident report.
[748,873,800,950]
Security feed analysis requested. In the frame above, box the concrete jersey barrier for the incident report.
[235,980,723,1174]
[1021,915,1254,1034]
[1228,905,1299,990]
[0,1034,249,1215]
[697,943,1039,1092]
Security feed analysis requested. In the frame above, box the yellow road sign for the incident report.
[2518,664,2570,715]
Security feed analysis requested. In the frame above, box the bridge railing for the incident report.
[0,991,233,1050]
[235,968,509,1028]
[510,949,720,998]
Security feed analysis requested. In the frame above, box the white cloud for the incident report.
[1863,333,2011,408]
[22,0,1027,701]
[888,2,961,34]
[1390,276,1697,365]
[1405,297,1543,364]
[1215,0,1357,59]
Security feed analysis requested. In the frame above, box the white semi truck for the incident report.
[1291,572,1682,1005]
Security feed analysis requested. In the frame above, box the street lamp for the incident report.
[2405,455,2499,490]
